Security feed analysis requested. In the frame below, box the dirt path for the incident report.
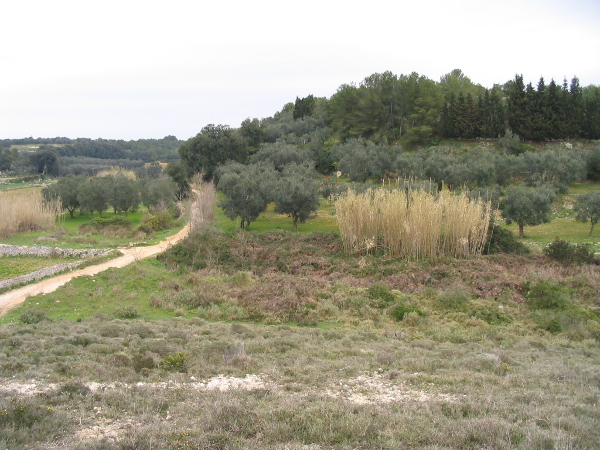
[0,224,189,317]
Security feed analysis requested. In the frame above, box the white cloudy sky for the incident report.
[1,0,599,140]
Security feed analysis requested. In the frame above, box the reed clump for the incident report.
[336,188,492,259]
[0,190,63,238]
[190,181,216,232]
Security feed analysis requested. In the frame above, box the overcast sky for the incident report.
[1,0,599,141]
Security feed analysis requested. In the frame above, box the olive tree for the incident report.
[272,162,321,231]
[178,124,248,181]
[107,173,140,216]
[217,162,277,229]
[330,139,396,182]
[250,142,314,172]
[501,185,556,238]
[78,177,110,217]
[42,175,85,218]
[140,177,178,213]
[575,190,600,236]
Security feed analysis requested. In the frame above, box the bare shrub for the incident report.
[0,190,62,238]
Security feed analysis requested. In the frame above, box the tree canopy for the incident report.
[575,191,600,236]
[501,185,556,238]
[178,124,248,181]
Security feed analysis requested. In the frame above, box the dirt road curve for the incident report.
[0,224,189,317]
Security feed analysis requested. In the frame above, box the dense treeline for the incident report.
[178,70,599,187]
[0,136,181,167]
[324,70,600,143]
[178,71,600,189]
[41,171,181,219]
[173,69,600,234]
[331,138,590,192]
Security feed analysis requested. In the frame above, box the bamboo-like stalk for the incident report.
[190,182,216,232]
[0,190,62,238]
[335,186,492,259]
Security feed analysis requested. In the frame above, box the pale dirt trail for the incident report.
[0,224,189,317]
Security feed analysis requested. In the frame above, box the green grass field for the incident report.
[0,255,79,281]
[0,209,186,248]
[214,200,338,233]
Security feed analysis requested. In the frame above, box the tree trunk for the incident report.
[518,224,525,238]
[589,221,595,237]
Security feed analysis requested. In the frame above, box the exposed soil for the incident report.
[0,224,189,317]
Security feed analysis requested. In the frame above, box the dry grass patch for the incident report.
[336,188,491,259]
[0,190,62,238]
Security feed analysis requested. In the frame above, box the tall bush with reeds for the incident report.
[336,187,492,259]
[0,190,62,238]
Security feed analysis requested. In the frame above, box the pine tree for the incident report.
[507,75,529,139]
[441,92,459,138]
[546,79,562,139]
[568,77,584,138]
[583,87,600,139]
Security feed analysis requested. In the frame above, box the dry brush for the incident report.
[0,190,62,238]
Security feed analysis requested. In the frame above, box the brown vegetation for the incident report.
[0,190,62,238]
[336,188,491,258]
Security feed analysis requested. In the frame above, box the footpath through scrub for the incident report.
[0,224,190,317]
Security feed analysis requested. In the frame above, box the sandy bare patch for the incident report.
[323,372,458,404]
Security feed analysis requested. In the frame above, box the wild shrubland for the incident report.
[1,228,600,447]
[2,178,600,448]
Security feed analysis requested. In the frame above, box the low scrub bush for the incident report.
[19,309,49,324]
[484,224,530,255]
[389,302,424,322]
[524,280,571,310]
[543,238,596,265]
[470,306,513,325]
[437,288,470,311]
[82,216,133,228]
[159,352,189,373]
[0,396,68,446]
[59,381,91,398]
[115,305,140,319]
[138,209,175,233]
[366,283,396,307]
[158,230,232,271]
[132,353,156,373]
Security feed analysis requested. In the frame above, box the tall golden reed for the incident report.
[0,189,62,238]
[189,182,216,232]
[336,188,492,259]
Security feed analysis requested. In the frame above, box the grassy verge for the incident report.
[0,255,80,281]
[214,199,338,233]
[0,210,186,249]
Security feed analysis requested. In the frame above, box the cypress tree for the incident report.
[507,75,529,139]
[568,77,584,138]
